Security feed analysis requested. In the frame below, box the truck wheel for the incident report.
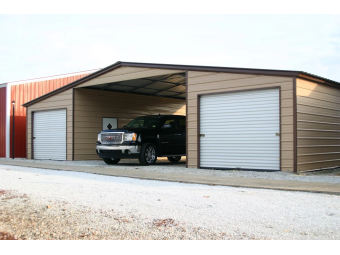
[103,158,120,165]
[167,156,181,163]
[139,143,157,165]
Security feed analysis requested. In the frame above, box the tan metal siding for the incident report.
[26,90,73,160]
[187,71,294,172]
[74,89,185,160]
[76,67,182,88]
[296,78,340,172]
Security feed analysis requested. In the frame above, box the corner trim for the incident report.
[185,71,188,168]
[5,83,10,158]
[31,111,34,159]
[293,77,298,173]
[72,88,75,161]
[26,107,28,159]
[197,94,200,169]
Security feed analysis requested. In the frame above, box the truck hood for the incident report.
[101,127,156,133]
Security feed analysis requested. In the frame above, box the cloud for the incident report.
[1,15,340,82]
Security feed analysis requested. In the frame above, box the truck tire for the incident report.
[167,156,181,163]
[103,158,120,165]
[139,143,157,165]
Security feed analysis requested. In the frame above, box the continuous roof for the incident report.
[23,61,340,107]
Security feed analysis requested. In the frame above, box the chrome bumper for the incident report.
[96,145,140,154]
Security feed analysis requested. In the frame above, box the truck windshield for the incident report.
[125,117,160,129]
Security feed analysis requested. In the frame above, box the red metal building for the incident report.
[0,69,100,158]
[0,86,6,157]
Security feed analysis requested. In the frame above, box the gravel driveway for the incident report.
[2,158,340,183]
[1,163,339,240]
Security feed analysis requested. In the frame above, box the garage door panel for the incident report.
[201,145,280,150]
[200,109,279,118]
[33,109,66,160]
[201,102,279,111]
[201,162,279,170]
[200,88,280,171]
[200,124,279,130]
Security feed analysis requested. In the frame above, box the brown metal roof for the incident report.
[23,61,340,107]
[85,73,186,100]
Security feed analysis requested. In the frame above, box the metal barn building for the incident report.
[13,61,340,173]
[0,69,100,159]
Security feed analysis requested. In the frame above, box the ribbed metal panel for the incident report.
[33,109,66,160]
[0,87,6,157]
[10,73,91,158]
[200,88,280,171]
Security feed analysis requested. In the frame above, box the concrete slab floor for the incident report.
[1,158,340,195]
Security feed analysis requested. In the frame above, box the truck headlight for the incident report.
[97,133,101,142]
[124,133,137,141]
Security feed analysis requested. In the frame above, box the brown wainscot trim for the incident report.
[31,111,34,159]
[72,88,75,161]
[197,86,282,171]
[279,86,282,172]
[293,77,298,173]
[26,107,28,159]
[185,71,188,168]
[31,107,68,161]
[197,93,201,169]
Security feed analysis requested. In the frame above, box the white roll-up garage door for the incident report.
[200,88,280,171]
[33,109,67,160]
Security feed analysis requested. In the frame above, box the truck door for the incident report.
[176,117,186,154]
[159,118,178,155]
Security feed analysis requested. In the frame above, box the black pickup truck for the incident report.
[96,115,186,165]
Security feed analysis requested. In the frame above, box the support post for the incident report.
[12,100,15,159]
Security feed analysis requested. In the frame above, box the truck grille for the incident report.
[101,132,123,144]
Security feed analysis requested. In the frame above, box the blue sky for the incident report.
[1,14,340,83]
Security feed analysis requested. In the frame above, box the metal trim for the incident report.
[120,62,301,77]
[65,105,68,160]
[293,77,298,173]
[5,83,11,158]
[185,71,188,168]
[72,88,75,161]
[31,111,34,159]
[279,86,282,172]
[298,74,340,89]
[26,107,28,159]
[197,94,200,169]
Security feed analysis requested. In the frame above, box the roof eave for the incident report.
[298,72,340,89]
[23,61,340,107]
[120,62,301,77]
